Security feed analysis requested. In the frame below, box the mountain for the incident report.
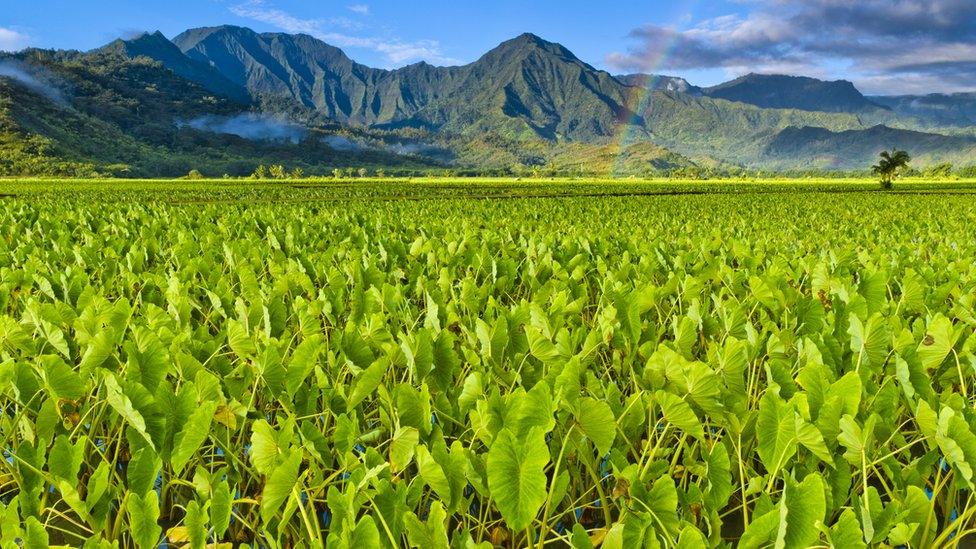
[97,31,250,104]
[392,33,636,141]
[616,74,702,95]
[870,93,976,128]
[2,25,976,176]
[763,125,976,169]
[702,74,886,113]
[172,28,634,141]
[0,47,440,177]
[174,26,466,126]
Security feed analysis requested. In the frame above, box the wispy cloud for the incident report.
[607,0,976,95]
[0,60,66,103]
[347,4,369,16]
[0,27,30,52]
[230,0,458,67]
[230,1,319,34]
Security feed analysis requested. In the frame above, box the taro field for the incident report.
[1,179,976,548]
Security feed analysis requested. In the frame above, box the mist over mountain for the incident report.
[870,93,976,128]
[616,74,702,95]
[1,24,975,177]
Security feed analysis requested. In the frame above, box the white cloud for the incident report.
[230,1,458,67]
[230,1,319,35]
[0,27,30,52]
[607,0,976,94]
[348,4,369,15]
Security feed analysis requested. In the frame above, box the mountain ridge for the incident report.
[2,24,975,176]
[702,73,887,113]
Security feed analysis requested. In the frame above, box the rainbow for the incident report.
[610,24,688,178]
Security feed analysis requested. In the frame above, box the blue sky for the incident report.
[2,1,975,94]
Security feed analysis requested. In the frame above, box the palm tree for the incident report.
[872,150,911,190]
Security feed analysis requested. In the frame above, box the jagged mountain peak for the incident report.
[93,28,251,104]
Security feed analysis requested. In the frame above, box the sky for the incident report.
[2,0,975,95]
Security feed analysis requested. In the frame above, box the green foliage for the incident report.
[873,149,912,189]
[0,179,975,547]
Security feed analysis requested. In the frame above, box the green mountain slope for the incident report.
[0,49,440,177]
[396,33,637,141]
[763,125,976,169]
[174,25,466,126]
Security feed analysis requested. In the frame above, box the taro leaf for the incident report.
[508,383,556,437]
[848,312,889,375]
[571,523,595,548]
[779,474,826,548]
[346,357,389,409]
[554,356,583,407]
[285,334,323,397]
[675,526,707,549]
[128,327,170,392]
[170,401,217,474]
[211,478,233,538]
[350,515,381,547]
[935,407,976,488]
[430,331,460,390]
[39,355,85,400]
[103,372,155,450]
[416,445,452,503]
[79,330,118,374]
[250,419,284,475]
[526,325,562,363]
[916,315,956,372]
[404,500,449,549]
[898,269,926,313]
[226,319,256,358]
[48,434,85,482]
[490,316,510,364]
[394,384,432,436]
[859,270,887,315]
[416,442,466,512]
[457,372,484,415]
[486,427,550,531]
[184,500,206,549]
[902,485,936,545]
[127,490,162,549]
[888,523,918,547]
[126,446,162,496]
[739,474,825,549]
[24,517,48,549]
[260,449,302,525]
[645,475,680,540]
[838,414,877,465]
[794,416,833,463]
[915,400,938,442]
[672,315,697,359]
[827,508,867,549]
[756,391,797,478]
[55,479,91,524]
[654,390,704,441]
[390,426,420,474]
[705,443,733,511]
[575,397,616,455]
